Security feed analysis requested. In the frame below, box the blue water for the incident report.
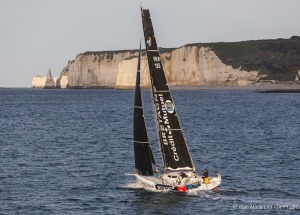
[0,88,299,214]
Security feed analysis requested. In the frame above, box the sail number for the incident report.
[153,56,161,69]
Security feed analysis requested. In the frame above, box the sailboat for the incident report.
[129,8,221,192]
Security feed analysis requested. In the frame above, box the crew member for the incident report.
[202,168,209,184]
[177,172,187,185]
[180,172,187,178]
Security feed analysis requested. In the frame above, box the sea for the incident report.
[0,88,299,214]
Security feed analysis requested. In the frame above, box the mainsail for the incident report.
[134,40,156,176]
[141,9,195,172]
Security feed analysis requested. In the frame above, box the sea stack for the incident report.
[44,68,56,89]
[31,68,56,89]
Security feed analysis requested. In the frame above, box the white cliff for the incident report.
[32,76,47,88]
[115,56,150,89]
[32,68,56,88]
[115,46,260,88]
[66,51,139,88]
[295,69,300,82]
[45,45,281,89]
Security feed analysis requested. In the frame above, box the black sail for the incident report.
[141,9,195,172]
[134,40,156,176]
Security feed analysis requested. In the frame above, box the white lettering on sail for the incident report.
[160,97,169,125]
[155,93,179,162]
[153,56,161,62]
[154,63,161,68]
[153,56,161,69]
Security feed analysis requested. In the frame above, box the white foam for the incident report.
[123,182,143,189]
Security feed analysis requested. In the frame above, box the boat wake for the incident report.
[123,181,162,192]
[122,181,300,208]
[123,182,143,190]
[186,187,300,207]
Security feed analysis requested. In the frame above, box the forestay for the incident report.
[133,40,156,176]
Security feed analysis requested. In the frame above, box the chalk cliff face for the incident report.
[66,51,138,88]
[32,76,46,88]
[32,37,300,89]
[115,46,260,88]
[115,56,150,88]
[32,68,56,89]
[60,45,262,89]
[295,70,300,82]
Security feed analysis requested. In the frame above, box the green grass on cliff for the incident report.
[189,36,300,81]
[81,36,300,82]
[206,42,258,69]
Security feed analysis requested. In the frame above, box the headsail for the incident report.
[134,39,156,176]
[141,9,195,172]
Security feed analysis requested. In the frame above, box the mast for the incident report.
[141,8,195,172]
[133,39,156,176]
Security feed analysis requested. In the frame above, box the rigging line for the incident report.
[141,31,158,167]
[136,32,156,167]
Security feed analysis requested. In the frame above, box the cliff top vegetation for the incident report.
[189,36,300,81]
[82,36,300,81]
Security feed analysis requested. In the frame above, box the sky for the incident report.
[1,0,300,87]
